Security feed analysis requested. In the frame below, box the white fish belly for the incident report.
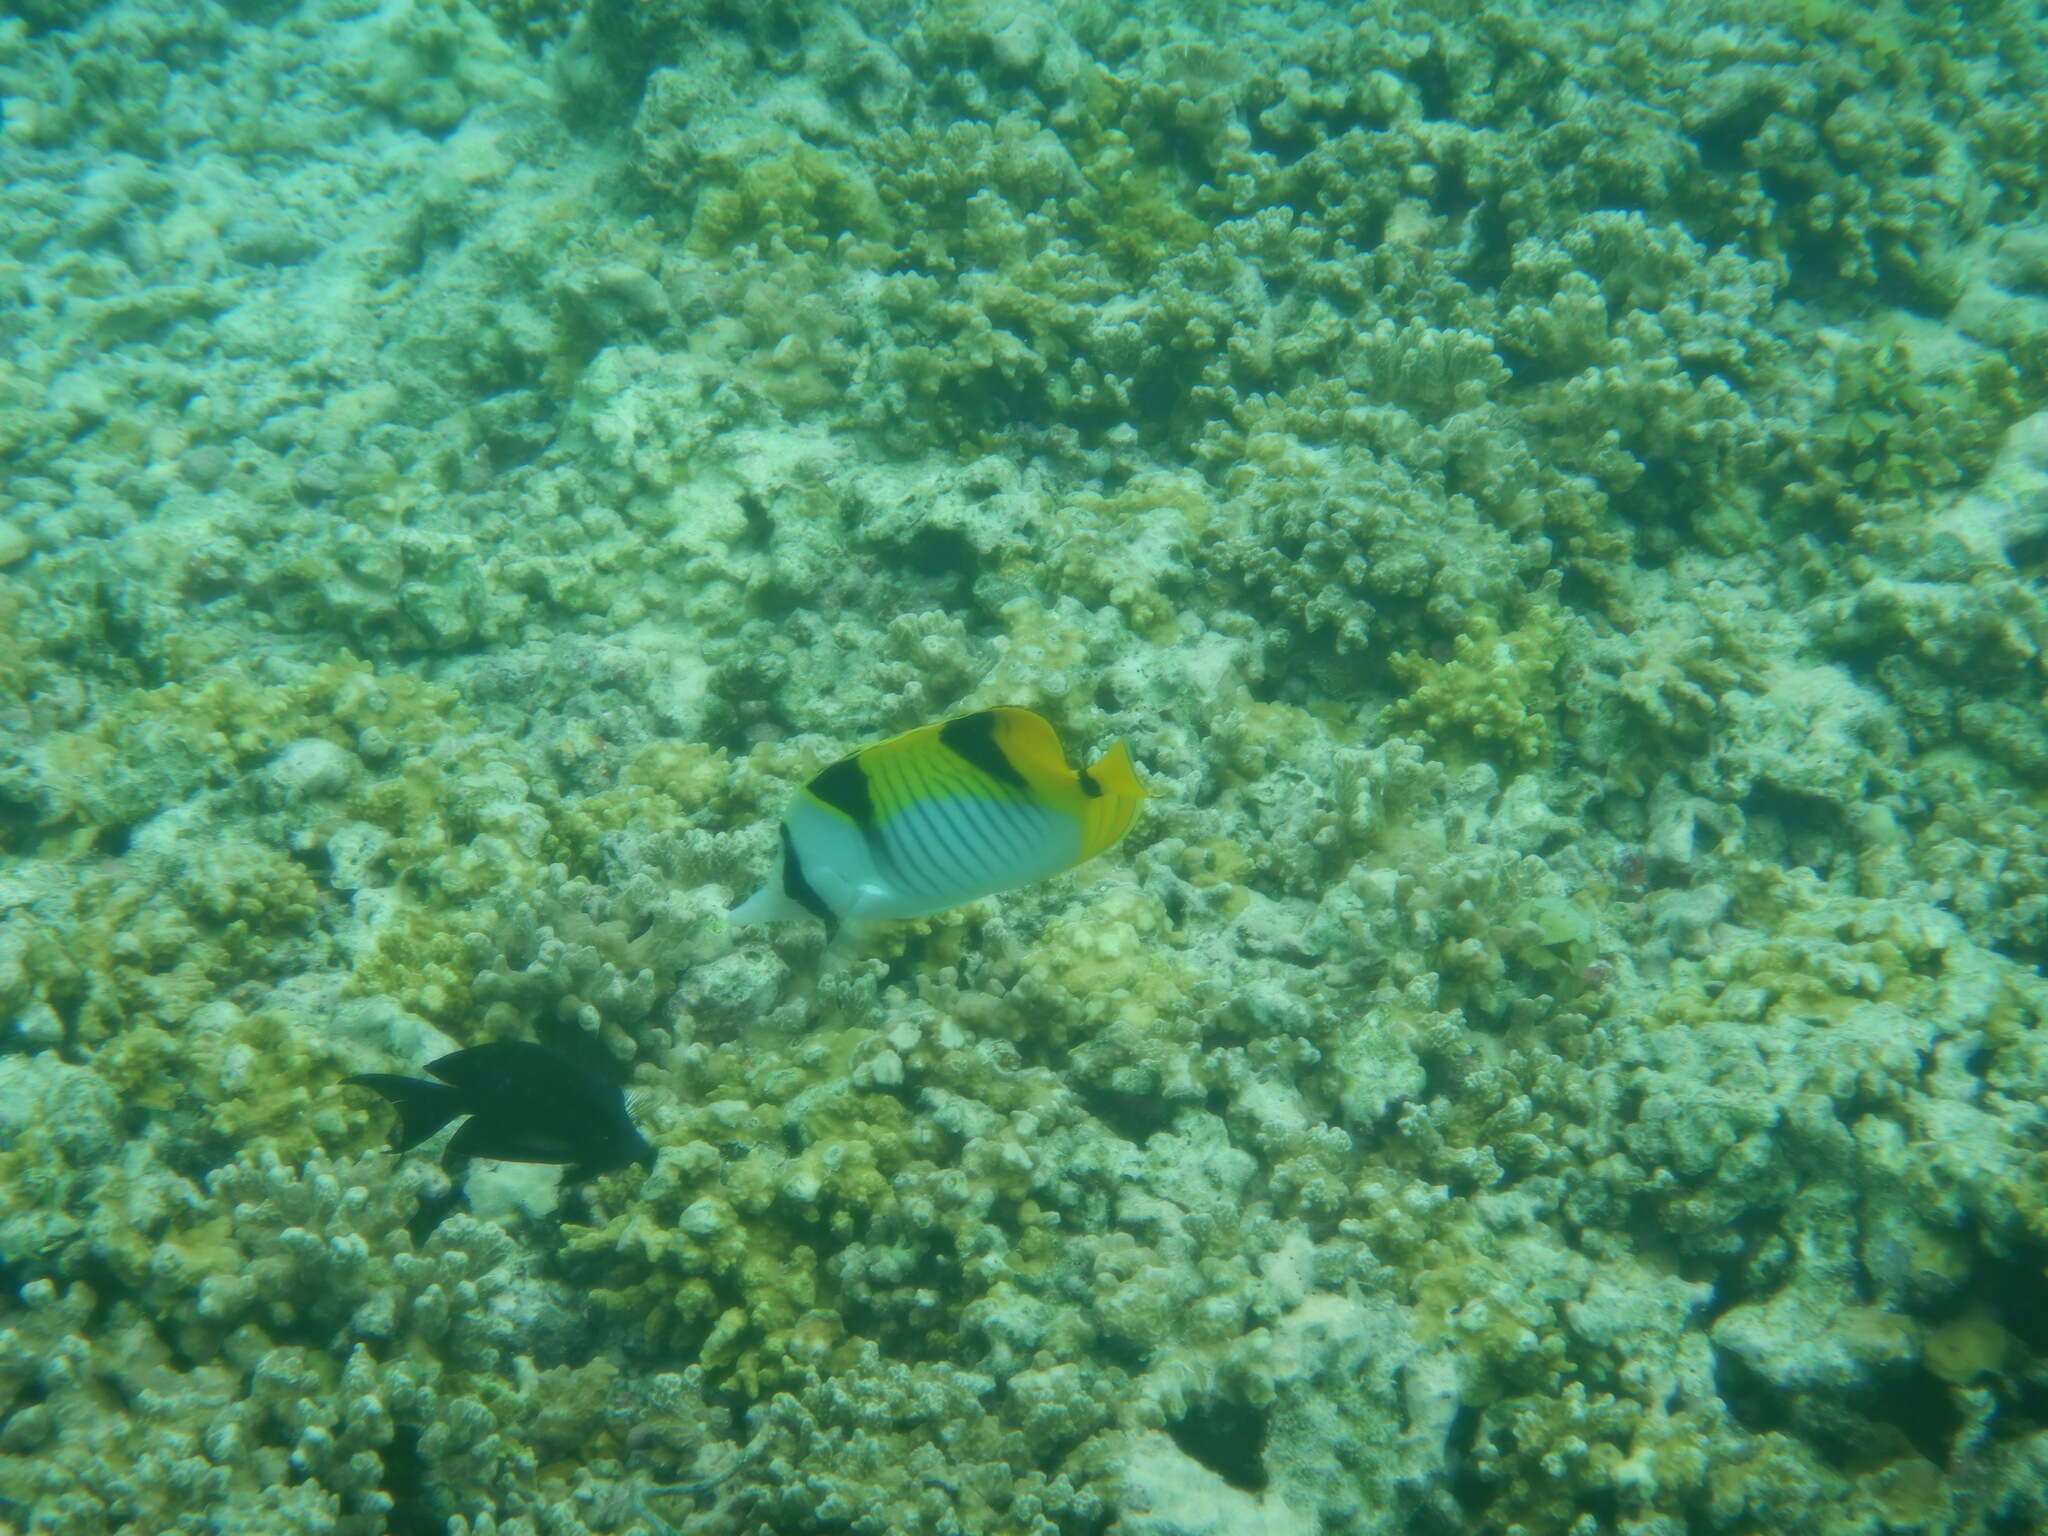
[785,801,889,920]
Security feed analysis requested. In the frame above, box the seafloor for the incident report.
[3,0,2047,1532]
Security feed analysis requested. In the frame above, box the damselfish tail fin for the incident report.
[344,1074,465,1151]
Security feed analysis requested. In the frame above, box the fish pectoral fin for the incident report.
[840,885,893,925]
[730,883,806,925]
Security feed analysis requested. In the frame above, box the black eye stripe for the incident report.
[780,822,836,927]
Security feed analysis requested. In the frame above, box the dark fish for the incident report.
[345,1040,654,1182]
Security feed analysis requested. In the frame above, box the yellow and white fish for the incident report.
[732,708,1145,938]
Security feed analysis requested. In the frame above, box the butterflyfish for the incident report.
[344,1040,654,1182]
[731,708,1145,938]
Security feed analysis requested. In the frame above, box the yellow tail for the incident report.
[1077,741,1145,859]
[1087,741,1144,800]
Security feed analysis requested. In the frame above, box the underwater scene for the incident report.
[3,0,2048,1531]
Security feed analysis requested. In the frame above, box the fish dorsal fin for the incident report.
[802,708,1079,824]
[426,1039,558,1092]
[1080,739,1142,799]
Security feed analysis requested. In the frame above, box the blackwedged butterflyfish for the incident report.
[731,707,1145,940]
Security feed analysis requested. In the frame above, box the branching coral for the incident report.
[6,0,2048,1531]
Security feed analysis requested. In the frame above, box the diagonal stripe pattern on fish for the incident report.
[731,708,1145,938]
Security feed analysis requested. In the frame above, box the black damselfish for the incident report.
[345,1040,654,1182]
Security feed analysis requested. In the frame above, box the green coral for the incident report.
[353,735,755,1038]
[687,141,892,257]
[1793,337,2027,519]
[1385,596,1571,768]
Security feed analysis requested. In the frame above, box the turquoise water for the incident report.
[3,1,2047,1531]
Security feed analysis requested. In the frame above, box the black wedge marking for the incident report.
[779,822,837,931]
[940,712,1031,793]
[1077,766,1102,797]
[807,754,876,827]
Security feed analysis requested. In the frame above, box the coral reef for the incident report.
[4,0,2048,1532]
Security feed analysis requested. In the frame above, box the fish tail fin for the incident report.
[343,1074,465,1152]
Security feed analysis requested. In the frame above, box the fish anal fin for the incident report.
[730,882,808,925]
